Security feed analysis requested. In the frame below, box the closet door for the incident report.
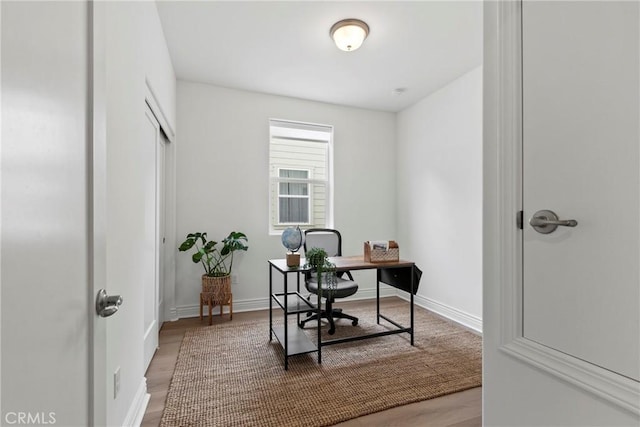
[142,105,161,370]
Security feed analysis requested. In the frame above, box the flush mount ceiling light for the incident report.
[330,19,369,52]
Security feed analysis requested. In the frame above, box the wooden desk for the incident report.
[268,256,417,370]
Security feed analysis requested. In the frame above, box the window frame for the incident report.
[276,167,313,226]
[268,119,334,235]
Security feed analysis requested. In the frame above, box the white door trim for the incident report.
[489,0,640,415]
[143,105,160,371]
[0,2,4,418]
[0,2,4,419]
[145,79,175,143]
[145,83,177,323]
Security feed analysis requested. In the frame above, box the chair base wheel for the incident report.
[297,303,359,334]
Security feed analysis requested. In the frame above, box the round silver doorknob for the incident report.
[529,210,578,234]
[96,289,123,317]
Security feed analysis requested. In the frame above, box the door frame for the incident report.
[145,81,177,324]
[142,105,161,370]
[485,0,639,414]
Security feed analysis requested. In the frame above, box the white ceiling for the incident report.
[156,1,483,113]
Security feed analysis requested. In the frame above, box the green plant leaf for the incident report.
[180,231,248,277]
[198,232,207,245]
[178,238,196,252]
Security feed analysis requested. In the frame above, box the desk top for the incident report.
[268,255,414,274]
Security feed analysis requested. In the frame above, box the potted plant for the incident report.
[178,231,249,315]
[304,247,337,298]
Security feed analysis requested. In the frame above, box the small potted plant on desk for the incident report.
[179,231,248,324]
[304,247,337,304]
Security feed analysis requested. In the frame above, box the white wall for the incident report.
[104,2,175,425]
[396,67,483,332]
[175,81,396,314]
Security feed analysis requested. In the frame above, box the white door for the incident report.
[1,1,109,425]
[522,0,639,382]
[484,1,640,424]
[157,130,167,325]
[142,106,161,370]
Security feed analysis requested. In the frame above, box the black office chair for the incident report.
[299,228,359,335]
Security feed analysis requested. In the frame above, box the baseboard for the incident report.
[123,377,150,427]
[397,293,483,334]
[165,306,179,322]
[174,297,266,319]
[170,290,480,334]
[173,286,396,319]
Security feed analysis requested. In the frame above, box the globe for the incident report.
[281,226,303,253]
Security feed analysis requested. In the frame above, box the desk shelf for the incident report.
[272,292,316,314]
[271,326,317,356]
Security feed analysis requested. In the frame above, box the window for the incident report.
[278,168,310,224]
[269,119,333,233]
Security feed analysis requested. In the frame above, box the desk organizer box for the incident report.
[364,240,399,262]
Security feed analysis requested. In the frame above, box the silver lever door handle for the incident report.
[529,210,578,234]
[96,289,123,317]
[530,217,578,227]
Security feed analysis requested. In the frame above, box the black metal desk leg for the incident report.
[410,266,415,346]
[317,273,322,365]
[376,269,381,324]
[269,264,273,341]
[296,271,300,326]
[284,273,288,370]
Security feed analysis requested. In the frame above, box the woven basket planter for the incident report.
[200,274,233,324]
[201,274,232,305]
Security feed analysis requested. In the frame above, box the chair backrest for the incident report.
[303,228,343,257]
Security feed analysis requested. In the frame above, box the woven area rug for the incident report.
[160,300,482,427]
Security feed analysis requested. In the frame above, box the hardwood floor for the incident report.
[141,297,482,427]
